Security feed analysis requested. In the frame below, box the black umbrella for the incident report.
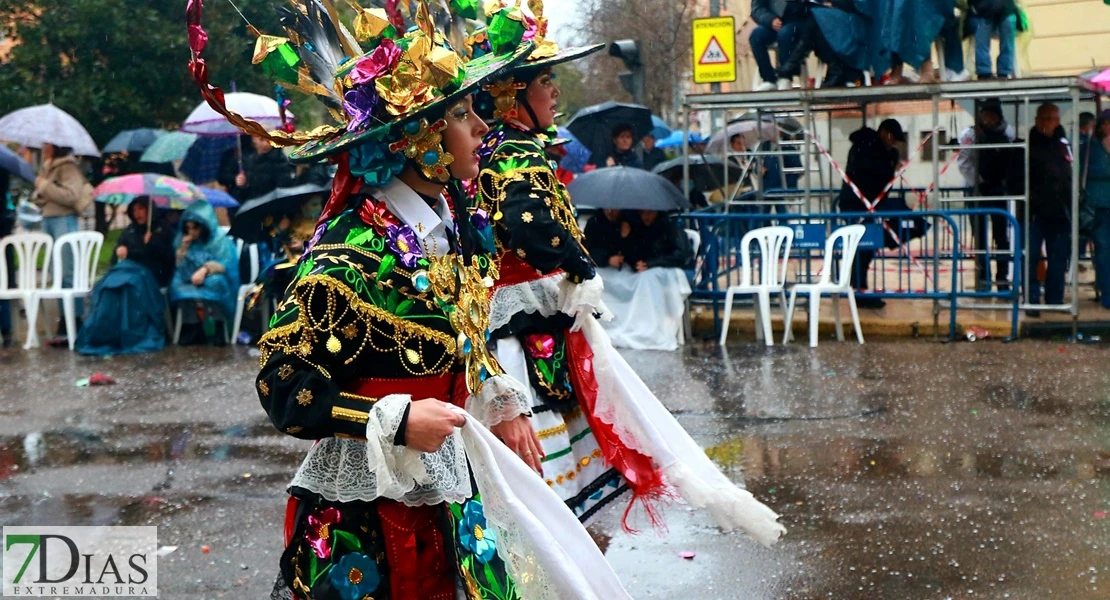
[229,183,330,243]
[566,101,653,165]
[567,166,689,211]
[652,155,746,192]
[102,128,165,154]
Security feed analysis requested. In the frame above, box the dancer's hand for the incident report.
[405,399,466,453]
[491,415,544,474]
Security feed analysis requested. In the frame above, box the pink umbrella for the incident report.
[1086,68,1110,93]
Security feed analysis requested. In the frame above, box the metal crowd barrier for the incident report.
[680,202,1022,340]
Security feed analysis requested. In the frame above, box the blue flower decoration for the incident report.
[349,140,405,187]
[457,500,498,564]
[328,552,380,600]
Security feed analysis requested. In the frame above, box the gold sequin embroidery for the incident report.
[285,425,303,434]
[278,364,294,380]
[550,236,561,248]
[341,323,359,339]
[258,380,270,396]
[297,389,313,406]
[521,212,533,223]
[515,248,527,258]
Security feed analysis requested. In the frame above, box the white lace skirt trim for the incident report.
[289,395,471,506]
[489,273,565,332]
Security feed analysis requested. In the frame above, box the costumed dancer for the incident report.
[187,1,631,599]
[471,1,786,544]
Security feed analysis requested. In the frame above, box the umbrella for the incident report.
[655,131,705,149]
[652,155,746,192]
[102,128,165,154]
[1086,68,1110,93]
[705,118,779,155]
[179,136,241,184]
[567,166,689,211]
[650,115,672,141]
[229,183,330,243]
[566,101,654,165]
[0,104,99,156]
[140,131,199,163]
[93,173,239,210]
[181,92,292,136]
[555,127,592,174]
[0,145,35,182]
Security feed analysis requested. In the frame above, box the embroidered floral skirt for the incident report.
[272,490,519,600]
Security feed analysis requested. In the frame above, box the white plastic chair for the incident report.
[681,228,702,343]
[0,233,53,347]
[719,226,794,346]
[25,231,104,350]
[782,224,866,348]
[230,239,269,345]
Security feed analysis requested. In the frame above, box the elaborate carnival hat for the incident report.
[464,1,604,122]
[186,0,532,181]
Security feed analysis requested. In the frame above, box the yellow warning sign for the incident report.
[692,16,736,84]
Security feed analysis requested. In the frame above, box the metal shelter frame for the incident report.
[681,77,1102,336]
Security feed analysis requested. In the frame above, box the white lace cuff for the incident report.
[558,276,612,322]
[360,394,472,505]
[466,374,532,427]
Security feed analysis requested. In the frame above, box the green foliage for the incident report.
[0,0,314,145]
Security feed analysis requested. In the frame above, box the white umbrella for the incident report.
[180,92,293,136]
[0,104,100,156]
[705,118,779,155]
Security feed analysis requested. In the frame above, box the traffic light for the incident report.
[609,40,645,105]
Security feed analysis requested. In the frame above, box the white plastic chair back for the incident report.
[0,233,53,292]
[48,231,104,292]
[739,226,794,288]
[236,239,262,284]
[684,229,701,256]
[817,224,865,287]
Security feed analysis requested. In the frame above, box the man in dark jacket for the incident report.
[229,136,294,201]
[749,0,803,91]
[1025,103,1072,309]
[967,101,1017,291]
[641,133,668,171]
[623,210,692,271]
[602,124,644,169]
[113,197,176,287]
[584,209,631,269]
[838,119,902,308]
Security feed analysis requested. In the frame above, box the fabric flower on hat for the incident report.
[328,552,380,600]
[349,140,405,186]
[385,223,423,268]
[350,39,402,85]
[305,506,341,559]
[457,500,498,564]
[343,85,381,132]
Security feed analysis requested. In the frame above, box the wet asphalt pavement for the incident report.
[0,340,1107,599]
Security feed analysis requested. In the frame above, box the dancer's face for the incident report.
[523,68,559,130]
[443,96,490,181]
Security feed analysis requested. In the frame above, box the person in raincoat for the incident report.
[883,0,964,84]
[169,200,239,343]
[776,0,885,88]
[112,196,176,287]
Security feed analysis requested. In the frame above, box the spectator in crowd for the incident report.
[641,132,667,171]
[775,0,871,89]
[969,0,1018,80]
[1024,103,1071,313]
[112,196,176,287]
[623,210,692,271]
[169,200,239,344]
[584,209,631,269]
[838,119,903,309]
[957,100,1017,291]
[749,0,804,91]
[217,135,255,193]
[228,135,294,201]
[603,124,643,168]
[1083,115,1110,309]
[1078,112,1096,259]
[32,143,90,338]
[0,170,13,346]
[884,0,967,84]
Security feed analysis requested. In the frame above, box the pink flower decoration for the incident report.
[525,334,555,359]
[305,506,341,559]
[350,39,402,85]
